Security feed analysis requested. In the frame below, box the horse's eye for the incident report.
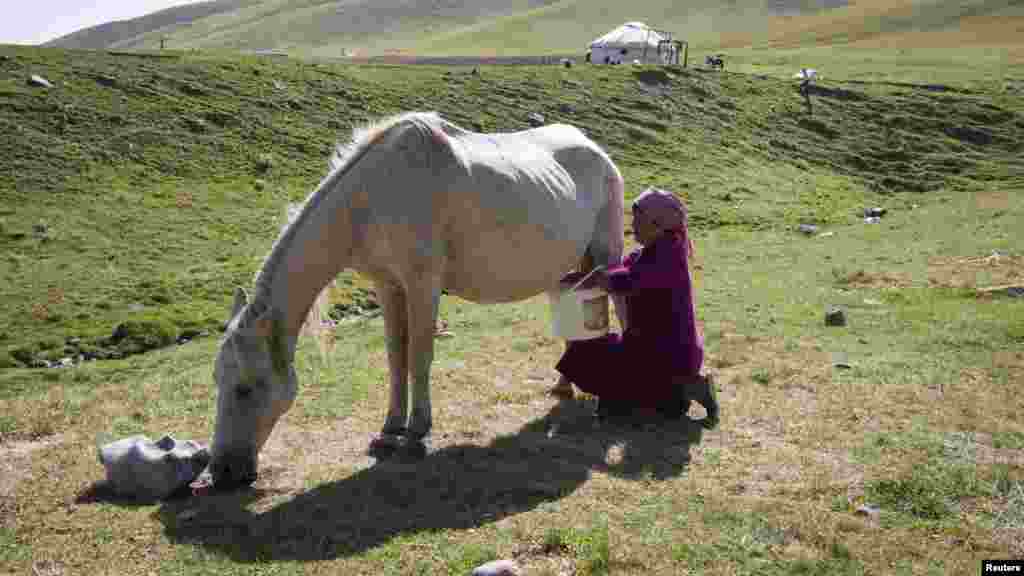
[236,386,253,399]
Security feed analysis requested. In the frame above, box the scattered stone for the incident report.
[95,74,117,88]
[558,103,576,114]
[854,503,880,520]
[561,58,573,69]
[184,117,207,133]
[863,207,887,218]
[527,112,545,127]
[28,74,53,88]
[273,80,286,91]
[825,306,846,326]
[58,358,73,368]
[180,82,206,96]
[798,223,818,235]
[818,231,835,238]
[864,216,881,224]
[471,67,479,76]
[472,559,521,576]
[831,352,852,369]
[976,284,1024,298]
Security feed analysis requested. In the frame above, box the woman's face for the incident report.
[632,206,660,246]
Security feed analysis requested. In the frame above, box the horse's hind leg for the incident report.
[405,276,442,444]
[590,174,627,329]
[376,280,409,437]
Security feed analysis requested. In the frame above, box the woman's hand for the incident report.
[588,269,611,291]
[560,268,610,291]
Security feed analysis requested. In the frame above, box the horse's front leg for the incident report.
[406,278,442,445]
[376,281,409,437]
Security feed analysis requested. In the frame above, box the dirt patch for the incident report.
[0,434,65,499]
[929,252,1023,290]
[836,269,913,288]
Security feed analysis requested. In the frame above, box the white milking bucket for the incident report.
[549,266,610,341]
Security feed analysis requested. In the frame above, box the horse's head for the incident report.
[209,288,297,489]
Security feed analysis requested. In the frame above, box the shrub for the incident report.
[111,315,177,354]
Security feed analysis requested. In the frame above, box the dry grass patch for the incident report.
[928,252,1023,291]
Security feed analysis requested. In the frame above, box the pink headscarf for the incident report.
[633,188,694,256]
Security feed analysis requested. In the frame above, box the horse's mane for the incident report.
[245,111,443,318]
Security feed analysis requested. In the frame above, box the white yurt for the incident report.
[588,22,674,65]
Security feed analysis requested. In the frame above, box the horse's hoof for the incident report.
[368,433,405,458]
[402,437,429,459]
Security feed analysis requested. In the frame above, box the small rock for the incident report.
[32,223,48,236]
[28,74,53,88]
[798,223,818,235]
[472,559,521,576]
[527,112,545,127]
[185,117,207,133]
[818,231,835,238]
[273,80,286,90]
[558,103,576,114]
[59,357,73,368]
[864,207,887,218]
[95,74,117,87]
[864,216,880,224]
[854,503,880,519]
[561,58,573,69]
[825,306,846,326]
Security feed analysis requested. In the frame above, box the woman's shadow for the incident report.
[153,398,706,562]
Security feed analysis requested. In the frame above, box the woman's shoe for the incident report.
[696,373,720,430]
[548,375,575,400]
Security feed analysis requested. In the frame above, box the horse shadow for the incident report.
[153,398,706,563]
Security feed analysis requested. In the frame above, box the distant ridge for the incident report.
[41,0,1024,56]
[44,0,254,49]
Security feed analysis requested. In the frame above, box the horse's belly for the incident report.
[443,224,583,303]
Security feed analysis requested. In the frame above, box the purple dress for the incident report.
[555,231,703,409]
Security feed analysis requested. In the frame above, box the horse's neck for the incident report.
[260,192,351,339]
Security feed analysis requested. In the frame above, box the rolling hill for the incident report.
[41,0,1024,58]
[42,0,1024,58]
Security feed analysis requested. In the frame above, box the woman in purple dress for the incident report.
[550,188,719,429]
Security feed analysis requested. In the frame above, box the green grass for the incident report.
[1,41,1023,575]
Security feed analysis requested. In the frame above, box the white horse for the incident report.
[209,111,625,487]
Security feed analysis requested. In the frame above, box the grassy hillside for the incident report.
[42,0,258,50]
[41,0,1024,65]
[1,43,1021,370]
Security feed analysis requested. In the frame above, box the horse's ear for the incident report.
[231,287,248,318]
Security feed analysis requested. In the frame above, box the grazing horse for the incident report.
[209,112,626,487]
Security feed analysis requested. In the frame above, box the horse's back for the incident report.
[435,122,615,302]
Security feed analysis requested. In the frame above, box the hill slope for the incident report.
[41,0,1024,57]
[0,44,1021,369]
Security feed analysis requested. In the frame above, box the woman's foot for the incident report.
[696,373,720,430]
[548,375,575,400]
